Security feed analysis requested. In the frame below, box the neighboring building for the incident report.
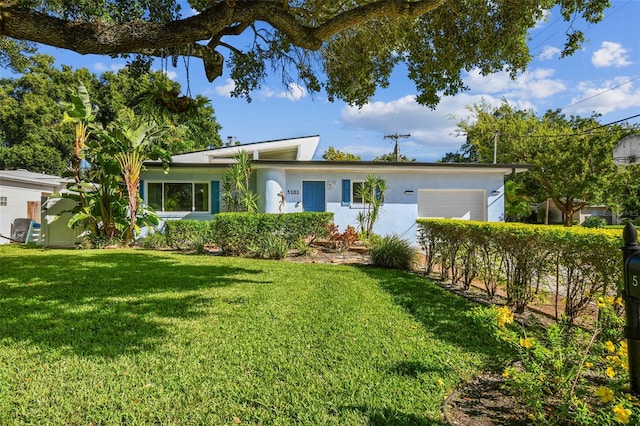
[141,136,528,244]
[537,200,618,225]
[0,169,79,246]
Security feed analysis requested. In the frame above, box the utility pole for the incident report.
[384,133,410,162]
[493,131,499,164]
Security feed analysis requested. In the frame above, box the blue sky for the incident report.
[7,0,640,161]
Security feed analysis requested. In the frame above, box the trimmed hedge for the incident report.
[417,219,623,319]
[212,212,333,255]
[163,220,216,251]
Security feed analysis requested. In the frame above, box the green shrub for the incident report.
[369,235,417,270]
[213,212,333,256]
[137,231,167,249]
[416,219,622,319]
[164,220,215,251]
[78,234,122,249]
[582,216,607,228]
[473,298,635,425]
[249,234,291,260]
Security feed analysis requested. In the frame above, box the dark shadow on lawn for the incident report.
[0,250,268,357]
[356,266,512,365]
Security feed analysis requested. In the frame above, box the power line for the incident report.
[561,76,640,112]
[461,113,640,140]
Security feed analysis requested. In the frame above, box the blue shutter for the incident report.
[210,181,220,214]
[139,180,145,200]
[375,185,383,204]
[341,179,351,206]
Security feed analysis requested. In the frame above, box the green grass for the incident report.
[0,245,504,425]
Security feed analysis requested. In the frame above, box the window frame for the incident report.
[146,181,210,212]
[351,180,365,206]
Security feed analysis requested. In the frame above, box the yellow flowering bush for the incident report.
[469,297,639,425]
[613,404,632,424]
[497,305,514,327]
[596,386,615,403]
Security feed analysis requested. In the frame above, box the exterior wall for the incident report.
[0,181,52,244]
[141,165,508,246]
[41,197,81,247]
[256,168,286,213]
[283,170,505,245]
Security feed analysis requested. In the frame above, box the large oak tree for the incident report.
[0,0,610,106]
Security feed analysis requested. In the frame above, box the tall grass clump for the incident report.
[369,235,416,270]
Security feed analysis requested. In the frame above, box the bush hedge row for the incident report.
[417,219,623,320]
[212,212,333,255]
[163,212,333,256]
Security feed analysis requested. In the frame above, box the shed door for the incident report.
[302,181,325,212]
[418,190,486,221]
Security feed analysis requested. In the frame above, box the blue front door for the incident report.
[302,181,325,212]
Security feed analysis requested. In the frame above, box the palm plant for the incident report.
[222,151,259,213]
[356,174,387,238]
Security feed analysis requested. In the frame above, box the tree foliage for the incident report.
[0,0,610,106]
[615,164,640,223]
[0,54,221,175]
[456,102,639,226]
[322,146,361,161]
[373,151,416,162]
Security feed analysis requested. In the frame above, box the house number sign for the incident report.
[287,189,300,196]
[628,255,640,299]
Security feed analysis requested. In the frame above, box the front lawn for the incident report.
[0,245,503,425]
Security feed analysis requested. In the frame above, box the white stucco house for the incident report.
[0,169,79,246]
[141,135,528,244]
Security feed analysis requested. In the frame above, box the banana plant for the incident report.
[60,82,102,236]
[98,109,170,245]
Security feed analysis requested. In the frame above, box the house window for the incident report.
[0,196,6,206]
[352,181,383,206]
[352,181,364,204]
[147,182,209,212]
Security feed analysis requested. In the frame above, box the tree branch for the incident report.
[0,0,447,81]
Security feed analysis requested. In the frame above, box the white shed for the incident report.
[0,169,79,246]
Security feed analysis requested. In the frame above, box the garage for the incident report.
[417,189,486,221]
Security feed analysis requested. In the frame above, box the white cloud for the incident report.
[93,62,125,73]
[539,46,561,61]
[566,77,640,115]
[337,66,565,161]
[259,83,308,101]
[276,83,307,101]
[464,68,566,99]
[214,78,236,97]
[164,70,178,80]
[592,41,632,68]
[339,94,509,161]
[534,9,551,29]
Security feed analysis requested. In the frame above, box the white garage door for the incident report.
[418,190,486,221]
